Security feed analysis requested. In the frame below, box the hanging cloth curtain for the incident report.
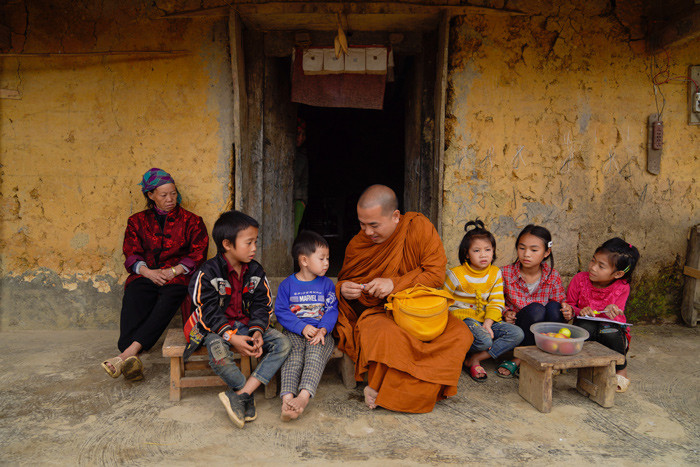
[291,47,387,110]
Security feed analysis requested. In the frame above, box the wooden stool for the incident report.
[514,341,625,413]
[250,355,279,399]
[682,223,700,327]
[162,329,251,401]
[330,347,358,389]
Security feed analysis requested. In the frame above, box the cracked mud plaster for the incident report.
[0,0,233,329]
[442,0,699,293]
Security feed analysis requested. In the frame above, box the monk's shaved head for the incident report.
[356,185,401,243]
[357,185,398,216]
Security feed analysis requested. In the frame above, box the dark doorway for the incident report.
[234,25,445,278]
[295,59,409,276]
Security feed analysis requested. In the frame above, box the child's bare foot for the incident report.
[496,358,519,377]
[364,385,378,409]
[280,394,297,421]
[281,404,297,421]
[289,390,311,415]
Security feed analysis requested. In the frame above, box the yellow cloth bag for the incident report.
[385,284,455,341]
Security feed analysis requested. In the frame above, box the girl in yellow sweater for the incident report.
[444,220,524,382]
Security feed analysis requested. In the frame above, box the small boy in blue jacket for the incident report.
[184,210,291,428]
[275,230,338,421]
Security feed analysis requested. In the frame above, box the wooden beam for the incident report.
[233,2,525,16]
[416,30,437,220]
[649,6,700,51]
[243,12,440,32]
[229,10,247,210]
[159,2,525,21]
[684,265,700,281]
[403,42,423,213]
[0,50,189,57]
[261,56,296,275]
[243,30,266,230]
[160,6,229,19]
[432,9,449,234]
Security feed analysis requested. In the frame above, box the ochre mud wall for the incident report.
[442,1,699,320]
[0,1,233,329]
[1,1,697,329]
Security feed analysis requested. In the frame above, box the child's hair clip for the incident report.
[622,264,631,273]
[547,241,553,248]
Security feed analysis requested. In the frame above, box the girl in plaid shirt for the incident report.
[501,225,572,377]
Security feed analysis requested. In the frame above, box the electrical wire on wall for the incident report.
[650,48,700,119]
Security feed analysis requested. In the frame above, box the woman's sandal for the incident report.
[101,357,124,378]
[122,356,144,381]
[616,374,630,393]
[468,365,487,382]
[495,360,519,379]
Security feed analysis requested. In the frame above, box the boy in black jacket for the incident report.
[184,210,291,428]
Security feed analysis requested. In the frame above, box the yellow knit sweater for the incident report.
[443,262,505,323]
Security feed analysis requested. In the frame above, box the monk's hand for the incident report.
[302,325,318,340]
[309,328,327,346]
[365,278,394,299]
[341,281,364,300]
[561,302,573,321]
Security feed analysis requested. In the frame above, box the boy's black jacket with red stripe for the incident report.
[183,253,272,361]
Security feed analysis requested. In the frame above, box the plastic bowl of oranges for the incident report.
[531,322,589,356]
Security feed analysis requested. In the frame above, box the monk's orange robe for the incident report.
[335,212,473,413]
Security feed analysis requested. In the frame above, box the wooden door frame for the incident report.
[433,10,449,235]
[228,9,451,273]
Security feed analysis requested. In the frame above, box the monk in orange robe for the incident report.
[335,185,473,413]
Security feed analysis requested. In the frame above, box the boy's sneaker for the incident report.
[241,392,257,421]
[218,390,245,428]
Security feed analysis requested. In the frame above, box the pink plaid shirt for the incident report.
[502,262,566,315]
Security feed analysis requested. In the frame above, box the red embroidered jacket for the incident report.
[122,205,209,287]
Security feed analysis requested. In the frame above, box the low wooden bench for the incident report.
[330,347,358,389]
[514,341,625,413]
[162,329,277,401]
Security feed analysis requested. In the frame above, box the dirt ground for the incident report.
[0,324,698,465]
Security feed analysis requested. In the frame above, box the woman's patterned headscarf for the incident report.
[139,168,182,204]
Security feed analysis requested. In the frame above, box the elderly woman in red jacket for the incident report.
[101,168,209,380]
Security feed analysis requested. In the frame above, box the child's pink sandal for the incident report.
[468,365,487,382]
